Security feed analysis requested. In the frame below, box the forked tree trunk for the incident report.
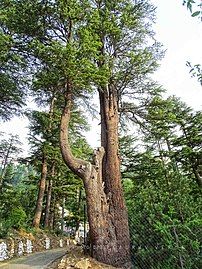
[60,88,132,268]
[33,155,47,228]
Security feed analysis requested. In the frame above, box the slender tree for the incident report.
[44,161,54,229]
[31,96,56,228]
[0,133,22,190]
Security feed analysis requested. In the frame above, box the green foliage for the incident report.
[25,95,92,231]
[5,207,27,229]
[186,62,202,86]
[0,206,27,237]
[123,150,201,268]
[121,95,202,268]
[182,1,201,86]
[0,133,23,191]
[0,162,38,236]
[1,0,163,117]
[0,17,28,120]
[183,0,202,19]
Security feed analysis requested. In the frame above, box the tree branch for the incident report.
[59,88,89,180]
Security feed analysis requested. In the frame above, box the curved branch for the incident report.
[60,90,89,180]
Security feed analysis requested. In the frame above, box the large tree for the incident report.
[59,1,161,266]
[1,0,162,267]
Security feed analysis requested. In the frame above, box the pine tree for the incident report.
[0,133,22,190]
[1,1,163,266]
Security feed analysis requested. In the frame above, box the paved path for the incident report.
[0,248,67,269]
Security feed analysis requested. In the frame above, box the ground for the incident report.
[54,246,121,269]
[0,248,67,269]
[0,245,122,269]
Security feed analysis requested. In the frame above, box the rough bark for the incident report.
[60,88,132,268]
[33,155,47,228]
[98,86,132,267]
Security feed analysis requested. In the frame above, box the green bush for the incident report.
[5,207,27,229]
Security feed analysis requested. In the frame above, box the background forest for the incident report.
[0,0,201,269]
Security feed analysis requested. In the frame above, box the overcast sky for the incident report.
[152,0,202,109]
[1,0,202,152]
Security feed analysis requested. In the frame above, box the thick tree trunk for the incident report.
[33,155,47,228]
[60,88,132,268]
[98,86,132,267]
[44,163,55,228]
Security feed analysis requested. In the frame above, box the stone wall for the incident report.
[0,236,70,262]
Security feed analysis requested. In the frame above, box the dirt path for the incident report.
[0,248,67,269]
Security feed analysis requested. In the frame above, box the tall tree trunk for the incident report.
[33,155,47,228]
[76,188,82,231]
[61,197,65,233]
[44,162,55,228]
[49,194,56,230]
[33,95,56,228]
[60,88,132,268]
[98,86,131,266]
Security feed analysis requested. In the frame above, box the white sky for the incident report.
[1,0,202,153]
[152,0,202,110]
